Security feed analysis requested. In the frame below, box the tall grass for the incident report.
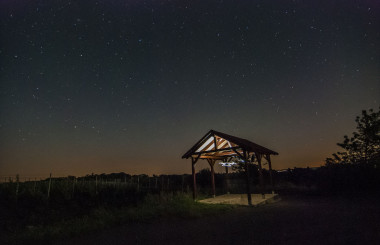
[0,176,234,245]
[2,192,234,244]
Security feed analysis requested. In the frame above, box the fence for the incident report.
[0,173,198,200]
[0,171,268,200]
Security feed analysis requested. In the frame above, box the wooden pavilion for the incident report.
[182,130,278,206]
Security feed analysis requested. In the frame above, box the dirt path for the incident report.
[55,195,380,245]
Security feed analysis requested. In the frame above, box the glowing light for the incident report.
[219,161,237,167]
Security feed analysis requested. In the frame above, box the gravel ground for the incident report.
[55,195,380,245]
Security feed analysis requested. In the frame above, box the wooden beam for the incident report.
[225,166,229,194]
[216,138,228,149]
[195,136,214,153]
[207,159,216,197]
[183,130,214,158]
[232,148,244,159]
[191,156,200,200]
[216,151,244,156]
[207,148,243,156]
[197,156,225,160]
[265,154,274,194]
[192,154,201,164]
[205,137,216,151]
[195,147,241,155]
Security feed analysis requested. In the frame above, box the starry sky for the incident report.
[0,0,379,178]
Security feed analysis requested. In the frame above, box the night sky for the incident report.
[0,0,379,178]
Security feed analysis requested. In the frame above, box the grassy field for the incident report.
[55,194,380,245]
[0,178,233,245]
[10,193,233,244]
[2,168,380,244]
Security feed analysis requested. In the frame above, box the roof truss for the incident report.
[182,130,278,159]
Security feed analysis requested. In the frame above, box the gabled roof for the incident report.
[182,130,278,159]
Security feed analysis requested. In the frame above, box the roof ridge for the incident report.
[182,129,278,159]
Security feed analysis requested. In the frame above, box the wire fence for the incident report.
[0,173,200,200]
[0,170,277,200]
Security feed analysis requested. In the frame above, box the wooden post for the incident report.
[72,177,76,197]
[256,154,265,199]
[47,173,52,199]
[266,154,275,194]
[225,166,229,194]
[192,162,196,199]
[33,178,37,193]
[244,150,252,206]
[15,174,19,200]
[95,175,98,195]
[181,175,184,193]
[207,159,216,197]
[191,156,199,200]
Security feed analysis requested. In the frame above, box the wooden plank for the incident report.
[192,162,196,200]
[232,148,244,158]
[182,130,213,158]
[198,156,225,160]
[195,136,214,153]
[191,157,197,200]
[207,159,216,197]
[216,138,229,149]
[195,146,241,155]
[205,137,216,151]
[213,134,218,150]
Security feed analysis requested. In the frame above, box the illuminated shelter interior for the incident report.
[182,130,279,206]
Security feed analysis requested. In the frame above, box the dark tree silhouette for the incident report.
[326,107,380,166]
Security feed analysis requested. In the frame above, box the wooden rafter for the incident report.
[194,147,241,156]
[198,156,225,160]
[195,136,214,153]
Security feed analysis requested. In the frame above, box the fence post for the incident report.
[33,178,37,193]
[72,177,76,198]
[47,173,52,199]
[15,174,20,199]
[95,176,98,195]
[182,175,184,193]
